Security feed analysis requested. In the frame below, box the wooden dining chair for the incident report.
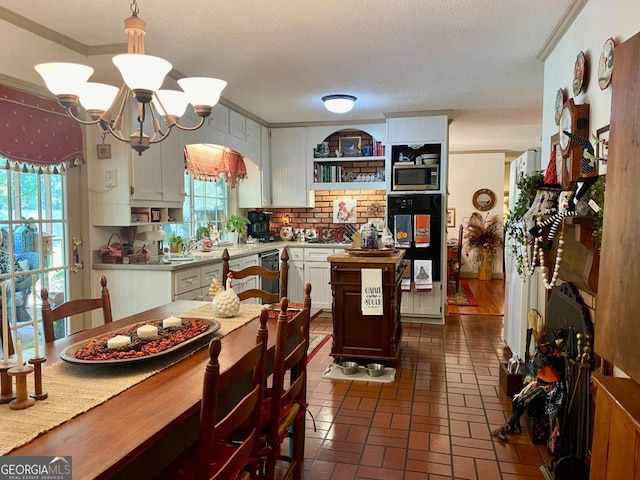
[157,309,269,480]
[222,247,289,303]
[41,275,113,343]
[262,288,311,480]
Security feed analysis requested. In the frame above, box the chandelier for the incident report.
[34,1,226,155]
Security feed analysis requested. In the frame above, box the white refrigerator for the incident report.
[504,149,541,360]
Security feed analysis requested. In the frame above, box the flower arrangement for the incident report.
[464,212,504,265]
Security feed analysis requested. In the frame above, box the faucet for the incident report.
[183,239,202,256]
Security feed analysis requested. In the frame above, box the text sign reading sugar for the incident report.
[0,456,72,480]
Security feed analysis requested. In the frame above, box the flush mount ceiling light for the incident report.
[322,94,357,114]
[34,0,226,156]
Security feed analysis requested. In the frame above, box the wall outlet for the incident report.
[105,169,117,187]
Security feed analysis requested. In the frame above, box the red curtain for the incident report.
[0,84,84,166]
[183,143,247,188]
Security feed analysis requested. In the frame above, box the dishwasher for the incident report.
[259,250,280,296]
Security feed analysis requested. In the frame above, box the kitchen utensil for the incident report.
[364,363,386,377]
[337,361,359,375]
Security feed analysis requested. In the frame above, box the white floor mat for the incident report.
[322,363,396,383]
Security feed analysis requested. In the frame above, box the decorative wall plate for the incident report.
[572,51,587,96]
[598,37,615,90]
[554,88,565,126]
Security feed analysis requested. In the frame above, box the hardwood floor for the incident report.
[447,278,505,316]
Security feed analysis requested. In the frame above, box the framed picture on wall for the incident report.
[447,208,456,228]
[339,136,361,157]
[597,124,610,163]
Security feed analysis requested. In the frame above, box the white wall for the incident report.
[542,0,640,378]
[448,152,505,274]
[541,0,640,171]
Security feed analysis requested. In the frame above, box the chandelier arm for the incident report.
[65,107,102,126]
[102,122,131,145]
[147,101,165,138]
[148,128,172,145]
[172,116,206,132]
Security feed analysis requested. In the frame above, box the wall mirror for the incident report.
[472,188,497,211]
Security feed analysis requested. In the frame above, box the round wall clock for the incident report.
[572,51,587,96]
[559,102,574,156]
[472,189,496,211]
[598,37,615,90]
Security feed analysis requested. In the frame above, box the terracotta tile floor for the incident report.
[303,312,551,480]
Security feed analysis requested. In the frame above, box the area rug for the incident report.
[447,279,478,306]
[322,364,396,383]
[307,332,331,362]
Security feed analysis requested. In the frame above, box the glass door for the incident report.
[0,162,73,353]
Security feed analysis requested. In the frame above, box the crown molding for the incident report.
[537,0,588,61]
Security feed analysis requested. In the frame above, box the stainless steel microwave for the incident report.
[392,163,439,191]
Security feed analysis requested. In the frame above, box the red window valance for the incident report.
[183,143,247,189]
[0,83,84,166]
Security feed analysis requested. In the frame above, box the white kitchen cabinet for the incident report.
[239,126,271,208]
[288,248,305,304]
[244,118,261,146]
[386,116,448,144]
[226,254,259,304]
[401,283,445,323]
[230,111,261,147]
[131,131,186,203]
[303,248,333,309]
[201,262,223,301]
[210,104,230,134]
[270,128,313,207]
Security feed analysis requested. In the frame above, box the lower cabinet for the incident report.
[174,262,223,301]
[224,254,259,304]
[287,248,305,304]
[302,248,334,309]
[400,283,444,322]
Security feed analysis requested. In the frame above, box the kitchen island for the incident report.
[327,250,405,365]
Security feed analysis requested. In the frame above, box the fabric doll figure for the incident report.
[492,342,566,443]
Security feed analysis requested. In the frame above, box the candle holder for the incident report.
[8,364,36,410]
[0,361,17,404]
[29,356,48,400]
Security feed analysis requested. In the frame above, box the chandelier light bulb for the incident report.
[322,94,357,113]
[177,77,228,107]
[79,83,119,113]
[35,62,94,96]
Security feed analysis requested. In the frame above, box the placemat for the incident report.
[0,303,264,456]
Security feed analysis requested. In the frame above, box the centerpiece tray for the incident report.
[344,248,398,257]
[59,318,221,365]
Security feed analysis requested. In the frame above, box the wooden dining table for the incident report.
[6,300,286,480]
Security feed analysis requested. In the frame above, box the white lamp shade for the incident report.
[322,95,357,113]
[153,90,189,117]
[34,62,94,96]
[78,82,119,112]
[112,54,172,91]
[178,77,227,107]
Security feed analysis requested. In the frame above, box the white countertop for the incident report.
[93,240,352,271]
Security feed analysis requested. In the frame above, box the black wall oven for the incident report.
[387,194,442,283]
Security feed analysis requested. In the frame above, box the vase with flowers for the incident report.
[464,212,504,280]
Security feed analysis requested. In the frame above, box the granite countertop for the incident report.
[93,240,352,271]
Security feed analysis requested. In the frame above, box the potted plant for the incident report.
[166,232,183,253]
[226,215,250,244]
[464,212,504,280]
[195,226,210,240]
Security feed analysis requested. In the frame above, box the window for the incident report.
[0,163,70,352]
[173,175,229,239]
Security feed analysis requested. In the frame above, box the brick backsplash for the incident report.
[256,190,387,232]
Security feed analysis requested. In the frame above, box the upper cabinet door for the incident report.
[229,110,246,140]
[270,127,310,207]
[245,117,261,146]
[160,131,186,203]
[210,104,230,134]
[387,115,448,144]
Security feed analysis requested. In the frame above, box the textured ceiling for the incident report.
[0,0,583,153]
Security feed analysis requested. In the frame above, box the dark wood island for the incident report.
[328,250,405,365]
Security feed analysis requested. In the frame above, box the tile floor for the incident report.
[303,312,551,480]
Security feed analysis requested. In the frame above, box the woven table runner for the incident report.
[0,303,265,456]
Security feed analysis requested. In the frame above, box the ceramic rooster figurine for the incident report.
[211,273,240,318]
